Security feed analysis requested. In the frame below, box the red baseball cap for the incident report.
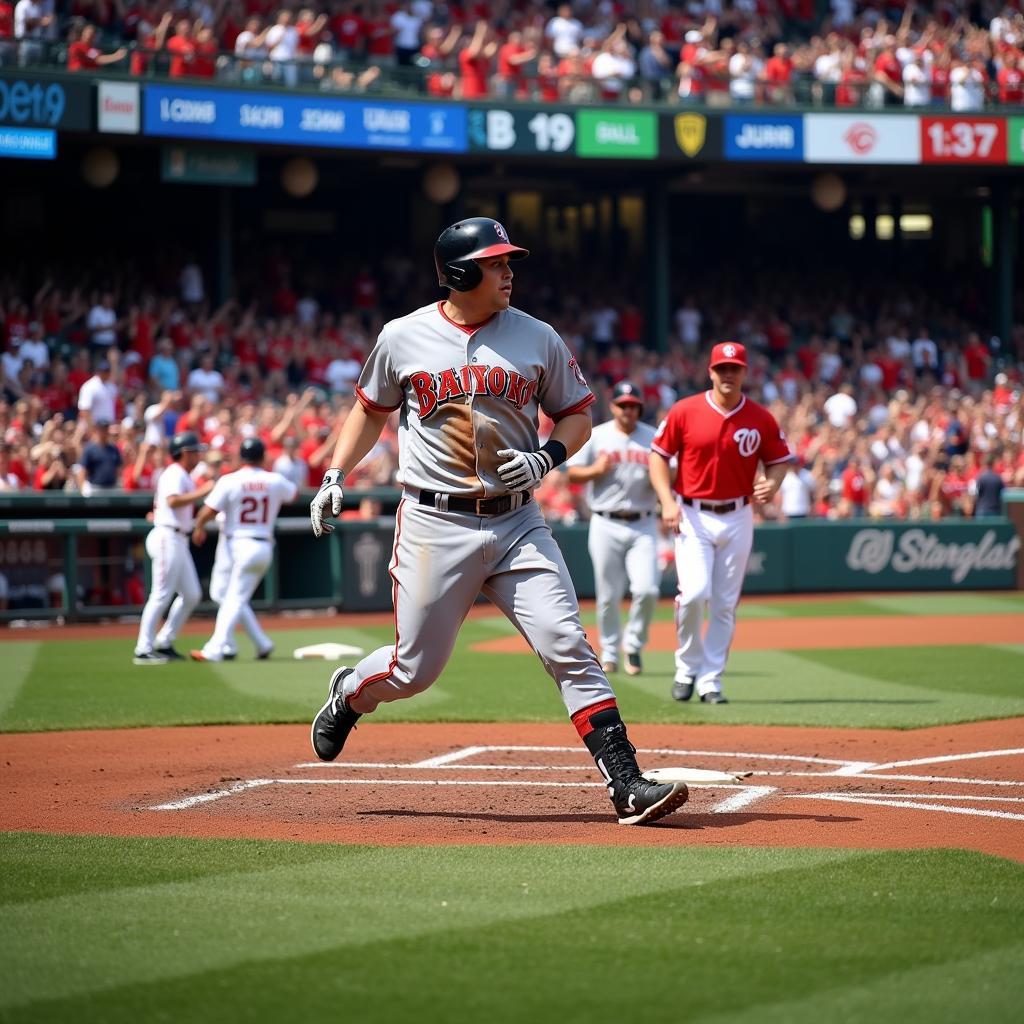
[709,341,748,368]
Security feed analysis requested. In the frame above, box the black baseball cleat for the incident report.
[256,644,274,661]
[592,722,689,825]
[671,677,695,702]
[310,667,361,761]
[133,651,169,666]
[701,692,729,704]
[624,651,642,676]
[154,646,185,661]
[222,652,237,661]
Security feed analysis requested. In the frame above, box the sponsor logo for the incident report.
[674,113,706,157]
[843,122,878,155]
[735,122,794,150]
[846,528,1020,583]
[733,427,761,458]
[409,364,537,419]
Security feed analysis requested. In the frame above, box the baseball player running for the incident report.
[649,343,791,704]
[308,218,687,825]
[566,381,660,678]
[189,438,297,662]
[133,431,214,664]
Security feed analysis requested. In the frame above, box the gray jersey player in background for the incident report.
[307,218,687,826]
[567,382,660,678]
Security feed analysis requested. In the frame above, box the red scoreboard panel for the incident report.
[920,116,1008,164]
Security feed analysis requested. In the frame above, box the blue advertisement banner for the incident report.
[143,85,466,153]
[0,126,56,159]
[724,114,803,161]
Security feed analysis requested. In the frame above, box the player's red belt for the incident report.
[418,490,532,516]
[594,510,653,522]
[682,497,750,514]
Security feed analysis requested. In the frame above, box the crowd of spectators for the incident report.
[2,255,1022,530]
[3,0,1024,107]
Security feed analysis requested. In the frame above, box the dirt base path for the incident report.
[3,720,1022,860]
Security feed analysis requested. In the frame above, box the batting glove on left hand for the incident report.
[496,448,554,490]
[310,469,344,537]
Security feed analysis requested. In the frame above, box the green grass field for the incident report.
[2,592,1023,1023]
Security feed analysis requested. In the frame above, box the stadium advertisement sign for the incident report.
[1010,117,1024,164]
[467,107,576,154]
[792,523,1020,590]
[0,74,91,131]
[575,109,657,158]
[161,144,256,185]
[97,81,140,135]
[920,116,1007,164]
[804,114,920,164]
[659,111,724,161]
[723,114,803,161]
[143,85,467,153]
[0,126,56,159]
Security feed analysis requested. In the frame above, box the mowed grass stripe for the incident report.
[2,627,1024,731]
[0,834,846,1011]
[0,643,39,717]
[1,836,1020,1023]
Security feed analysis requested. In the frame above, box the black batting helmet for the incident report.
[239,437,265,465]
[169,431,206,459]
[611,381,644,412]
[434,217,529,292]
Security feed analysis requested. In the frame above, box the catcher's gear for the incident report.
[434,217,529,292]
[310,468,344,537]
[496,448,554,491]
[239,437,266,465]
[169,431,206,459]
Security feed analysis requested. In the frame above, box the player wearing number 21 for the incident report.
[649,343,792,705]
[189,438,297,662]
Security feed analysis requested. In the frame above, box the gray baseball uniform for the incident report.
[568,419,660,667]
[340,301,614,717]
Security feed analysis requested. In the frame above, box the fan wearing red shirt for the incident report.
[0,2,14,40]
[840,455,871,516]
[764,43,793,101]
[191,26,218,77]
[997,51,1024,104]
[458,21,497,100]
[331,1,367,55]
[67,24,128,70]
[649,342,791,704]
[962,332,990,382]
[166,20,197,78]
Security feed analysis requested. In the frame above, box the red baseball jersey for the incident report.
[652,391,791,499]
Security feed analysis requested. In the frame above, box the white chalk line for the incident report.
[150,779,274,811]
[786,792,1024,823]
[149,745,1024,819]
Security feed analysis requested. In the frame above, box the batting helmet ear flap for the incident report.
[439,258,483,293]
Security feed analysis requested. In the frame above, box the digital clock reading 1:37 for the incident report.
[921,117,1008,164]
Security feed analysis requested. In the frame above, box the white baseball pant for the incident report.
[208,533,273,657]
[136,526,201,654]
[588,513,660,666]
[673,501,753,696]
[203,537,274,658]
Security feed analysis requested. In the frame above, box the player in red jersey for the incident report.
[649,342,791,704]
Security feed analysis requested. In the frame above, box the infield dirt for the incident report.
[3,719,1022,861]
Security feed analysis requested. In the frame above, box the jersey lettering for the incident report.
[240,495,269,524]
[600,448,650,466]
[409,363,539,420]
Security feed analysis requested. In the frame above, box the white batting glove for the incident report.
[310,469,344,537]
[496,448,554,490]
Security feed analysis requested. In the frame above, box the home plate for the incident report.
[642,767,754,785]
[292,642,366,660]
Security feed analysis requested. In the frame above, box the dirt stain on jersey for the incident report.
[438,403,482,492]
[436,403,507,495]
